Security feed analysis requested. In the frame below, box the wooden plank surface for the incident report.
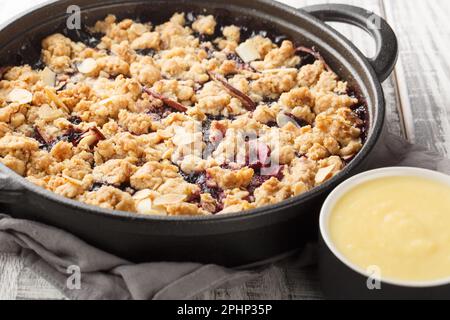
[0,0,448,300]
[384,0,450,156]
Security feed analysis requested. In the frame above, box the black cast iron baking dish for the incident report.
[0,0,398,266]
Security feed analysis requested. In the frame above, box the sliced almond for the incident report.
[77,134,98,149]
[153,194,187,206]
[97,98,111,106]
[136,198,153,214]
[97,96,121,106]
[173,133,196,146]
[235,41,261,63]
[133,189,153,201]
[161,148,173,160]
[78,58,98,74]
[342,154,355,161]
[262,68,298,74]
[276,112,300,129]
[136,198,167,215]
[8,88,33,104]
[38,104,64,121]
[40,67,56,87]
[45,88,70,113]
[315,164,336,184]
[157,129,173,139]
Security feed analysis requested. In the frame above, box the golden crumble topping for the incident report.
[0,13,367,216]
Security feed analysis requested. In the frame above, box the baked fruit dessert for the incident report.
[0,12,366,216]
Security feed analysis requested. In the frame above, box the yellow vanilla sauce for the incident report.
[329,176,450,283]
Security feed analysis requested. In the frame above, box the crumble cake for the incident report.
[0,13,366,216]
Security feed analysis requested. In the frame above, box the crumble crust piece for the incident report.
[0,13,366,216]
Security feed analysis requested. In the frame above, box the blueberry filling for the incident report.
[180,140,283,210]
[201,119,217,158]
[347,87,369,143]
[11,37,43,70]
[247,141,271,169]
[68,115,82,125]
[180,171,224,213]
[145,105,174,120]
[225,53,255,71]
[32,59,46,70]
[89,182,136,194]
[55,82,68,92]
[33,127,49,149]
[194,32,216,43]
[89,182,104,192]
[186,190,201,204]
[247,165,284,196]
[34,126,105,151]
[226,53,245,65]
[352,105,368,142]
[51,127,85,148]
[201,116,232,158]
[262,96,279,105]
[62,27,102,48]
[135,48,156,56]
[295,46,332,72]
[274,35,289,46]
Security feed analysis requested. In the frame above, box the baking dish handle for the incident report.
[301,4,398,82]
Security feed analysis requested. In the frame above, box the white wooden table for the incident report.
[0,0,449,300]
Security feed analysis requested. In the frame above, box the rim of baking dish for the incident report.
[0,0,385,223]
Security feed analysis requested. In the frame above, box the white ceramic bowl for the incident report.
[319,167,450,299]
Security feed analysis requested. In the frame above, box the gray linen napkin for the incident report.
[0,131,449,300]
